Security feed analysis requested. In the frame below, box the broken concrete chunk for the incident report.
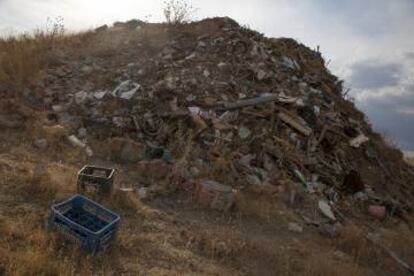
[195,180,234,212]
[278,112,312,136]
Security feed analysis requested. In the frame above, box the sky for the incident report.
[1,0,413,150]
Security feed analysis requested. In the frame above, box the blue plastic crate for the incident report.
[48,195,120,252]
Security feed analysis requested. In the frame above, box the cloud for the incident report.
[349,61,402,90]
[406,52,414,60]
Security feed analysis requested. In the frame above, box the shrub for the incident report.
[163,0,196,25]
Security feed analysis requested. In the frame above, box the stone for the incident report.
[52,105,66,113]
[78,128,87,138]
[217,62,227,69]
[197,41,206,47]
[81,65,94,74]
[203,69,210,78]
[238,126,251,139]
[34,139,48,150]
[195,180,234,212]
[138,187,149,199]
[94,91,107,100]
[75,91,89,105]
[256,69,268,81]
[288,222,303,233]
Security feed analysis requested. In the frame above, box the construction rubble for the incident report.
[5,17,413,231]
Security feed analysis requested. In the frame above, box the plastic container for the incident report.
[48,195,120,252]
[77,165,115,195]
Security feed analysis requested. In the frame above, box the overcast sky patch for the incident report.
[350,61,402,90]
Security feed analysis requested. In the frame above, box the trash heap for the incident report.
[29,17,413,217]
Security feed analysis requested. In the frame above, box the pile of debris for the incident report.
[17,17,413,220]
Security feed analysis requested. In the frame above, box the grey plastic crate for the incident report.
[77,165,115,195]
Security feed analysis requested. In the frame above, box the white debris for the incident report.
[94,91,107,100]
[67,135,86,148]
[67,135,93,156]
[203,69,210,78]
[185,52,197,60]
[197,41,207,47]
[112,80,140,100]
[85,146,94,157]
[295,98,305,107]
[217,62,227,69]
[350,134,369,148]
[188,106,201,115]
[281,56,300,70]
[120,187,134,192]
[318,200,336,221]
[52,105,65,113]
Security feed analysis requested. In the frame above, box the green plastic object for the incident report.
[144,147,173,163]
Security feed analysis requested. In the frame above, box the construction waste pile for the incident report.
[6,17,413,228]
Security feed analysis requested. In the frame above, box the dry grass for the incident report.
[0,30,62,92]
[304,250,365,276]
[337,225,382,262]
[0,23,93,94]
